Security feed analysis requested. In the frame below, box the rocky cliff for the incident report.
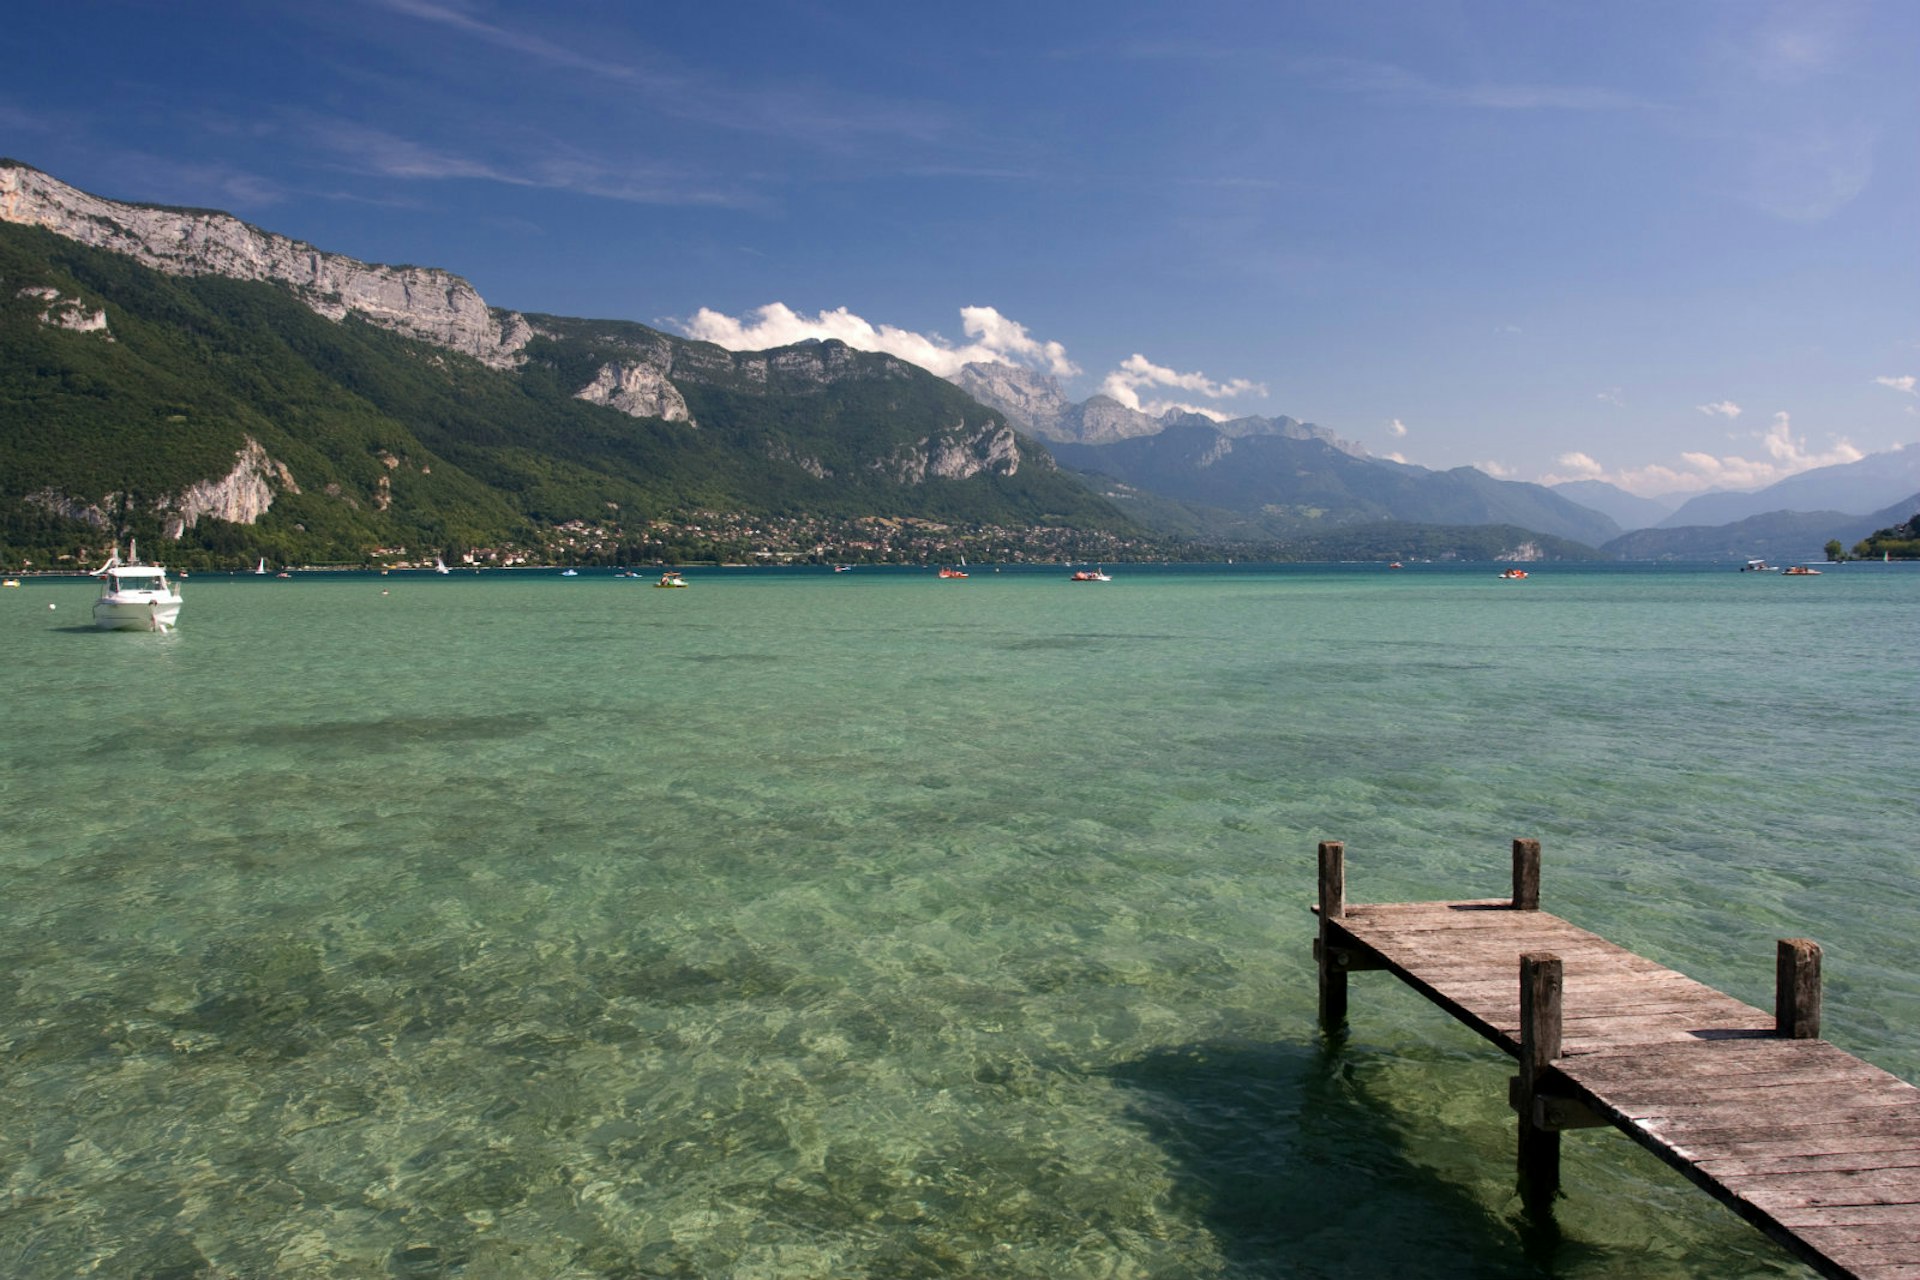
[0,161,530,369]
[25,436,297,535]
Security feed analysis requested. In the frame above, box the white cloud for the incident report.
[1546,452,1605,482]
[1098,353,1268,419]
[1542,414,1863,496]
[957,307,1079,378]
[1474,459,1516,478]
[1596,388,1624,407]
[1696,400,1743,418]
[1387,418,1408,438]
[678,303,1079,378]
[1875,375,1917,394]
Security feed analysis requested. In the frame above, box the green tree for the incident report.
[1824,539,1845,562]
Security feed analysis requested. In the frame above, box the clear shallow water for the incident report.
[3,563,1916,1278]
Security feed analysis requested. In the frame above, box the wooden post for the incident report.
[1318,841,1347,1029]
[1518,952,1563,1206]
[1776,938,1822,1040]
[1512,838,1541,910]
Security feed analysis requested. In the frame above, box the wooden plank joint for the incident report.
[1313,938,1386,972]
[1508,1076,1607,1131]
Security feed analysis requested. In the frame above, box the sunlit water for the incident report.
[3,563,1916,1278]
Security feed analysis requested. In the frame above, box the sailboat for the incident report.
[434,555,451,575]
[254,556,267,575]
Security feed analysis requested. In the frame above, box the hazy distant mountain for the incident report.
[1657,445,1920,527]
[1603,491,1920,562]
[1549,480,1678,532]
[951,362,1363,453]
[1053,424,1623,545]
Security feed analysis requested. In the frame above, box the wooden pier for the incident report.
[1313,839,1920,1280]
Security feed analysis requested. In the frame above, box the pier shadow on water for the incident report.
[1102,1035,1659,1279]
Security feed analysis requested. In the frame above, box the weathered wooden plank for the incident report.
[1610,1081,1920,1123]
[1767,1201,1920,1228]
[1667,1117,1920,1161]
[1795,1223,1920,1249]
[1726,1166,1920,1208]
[1568,1040,1876,1079]
[1590,1072,1920,1111]
[1569,1038,1898,1076]
[1696,1147,1920,1178]
[1688,1131,1920,1164]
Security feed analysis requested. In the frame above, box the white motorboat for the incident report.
[91,542,183,632]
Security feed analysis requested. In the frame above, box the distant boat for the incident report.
[833,564,853,573]
[560,568,579,577]
[1389,562,1404,570]
[91,541,183,632]
[1498,569,1529,580]
[435,556,451,575]
[1070,567,1111,582]
[254,556,267,575]
[2,578,20,588]
[655,571,689,588]
[938,566,968,579]
[1782,565,1822,576]
[1741,559,1773,572]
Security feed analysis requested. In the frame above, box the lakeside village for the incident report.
[18,512,1166,575]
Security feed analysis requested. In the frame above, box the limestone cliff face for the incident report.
[573,359,694,424]
[165,438,299,536]
[25,437,298,537]
[874,421,1023,484]
[18,285,112,338]
[0,163,529,368]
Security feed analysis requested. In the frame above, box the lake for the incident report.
[3,562,1916,1278]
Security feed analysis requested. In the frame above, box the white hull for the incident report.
[93,596,182,631]
[91,544,183,631]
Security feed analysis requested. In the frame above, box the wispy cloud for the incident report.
[1596,388,1624,407]
[1387,418,1409,438]
[1298,56,1658,113]
[1698,3,1880,223]
[297,116,747,206]
[1696,399,1743,418]
[678,303,1078,379]
[365,0,954,150]
[1875,375,1916,394]
[1098,354,1268,420]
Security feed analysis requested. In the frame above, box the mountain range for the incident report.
[2,157,1912,567]
[1654,449,1920,529]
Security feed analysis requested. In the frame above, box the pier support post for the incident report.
[1776,938,1822,1040]
[1518,952,1563,1207]
[1512,838,1541,910]
[1317,841,1347,1029]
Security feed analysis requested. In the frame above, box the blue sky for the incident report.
[7,0,1917,497]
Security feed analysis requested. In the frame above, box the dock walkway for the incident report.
[1313,840,1920,1280]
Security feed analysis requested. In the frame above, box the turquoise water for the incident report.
[3,563,1916,1278]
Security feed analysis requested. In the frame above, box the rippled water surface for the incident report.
[4,563,1917,1278]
